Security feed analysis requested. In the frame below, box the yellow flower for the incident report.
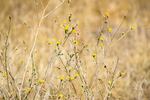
[58,93,64,99]
[108,80,112,85]
[59,76,65,81]
[73,40,79,45]
[104,12,110,18]
[72,29,76,34]
[98,36,104,41]
[92,53,96,59]
[64,25,69,31]
[48,41,53,45]
[23,87,32,94]
[69,76,75,81]
[99,42,104,48]
[119,72,126,77]
[130,25,136,30]
[56,41,61,46]
[108,27,112,33]
[2,72,8,78]
[37,79,45,85]
[74,73,79,79]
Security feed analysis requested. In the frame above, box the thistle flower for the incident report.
[99,42,104,48]
[108,27,112,33]
[130,25,136,30]
[68,76,75,81]
[58,93,64,99]
[56,41,61,46]
[64,25,69,32]
[104,12,110,18]
[2,72,7,78]
[48,41,53,45]
[59,76,65,81]
[108,80,113,85]
[74,73,79,79]
[119,72,126,77]
[72,29,76,34]
[98,36,104,41]
[73,40,79,45]
[37,79,45,85]
[92,53,96,59]
[23,87,32,94]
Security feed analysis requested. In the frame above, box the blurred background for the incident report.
[0,0,150,100]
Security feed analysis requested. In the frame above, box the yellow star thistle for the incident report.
[56,41,61,46]
[23,87,32,94]
[130,25,136,30]
[64,25,69,31]
[99,36,104,41]
[37,79,45,85]
[73,40,79,45]
[99,42,104,48]
[59,76,65,81]
[104,12,110,18]
[92,53,96,59]
[108,27,112,33]
[58,93,64,99]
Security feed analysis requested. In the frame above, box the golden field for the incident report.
[0,0,150,100]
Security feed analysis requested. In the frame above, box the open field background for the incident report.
[0,0,150,100]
